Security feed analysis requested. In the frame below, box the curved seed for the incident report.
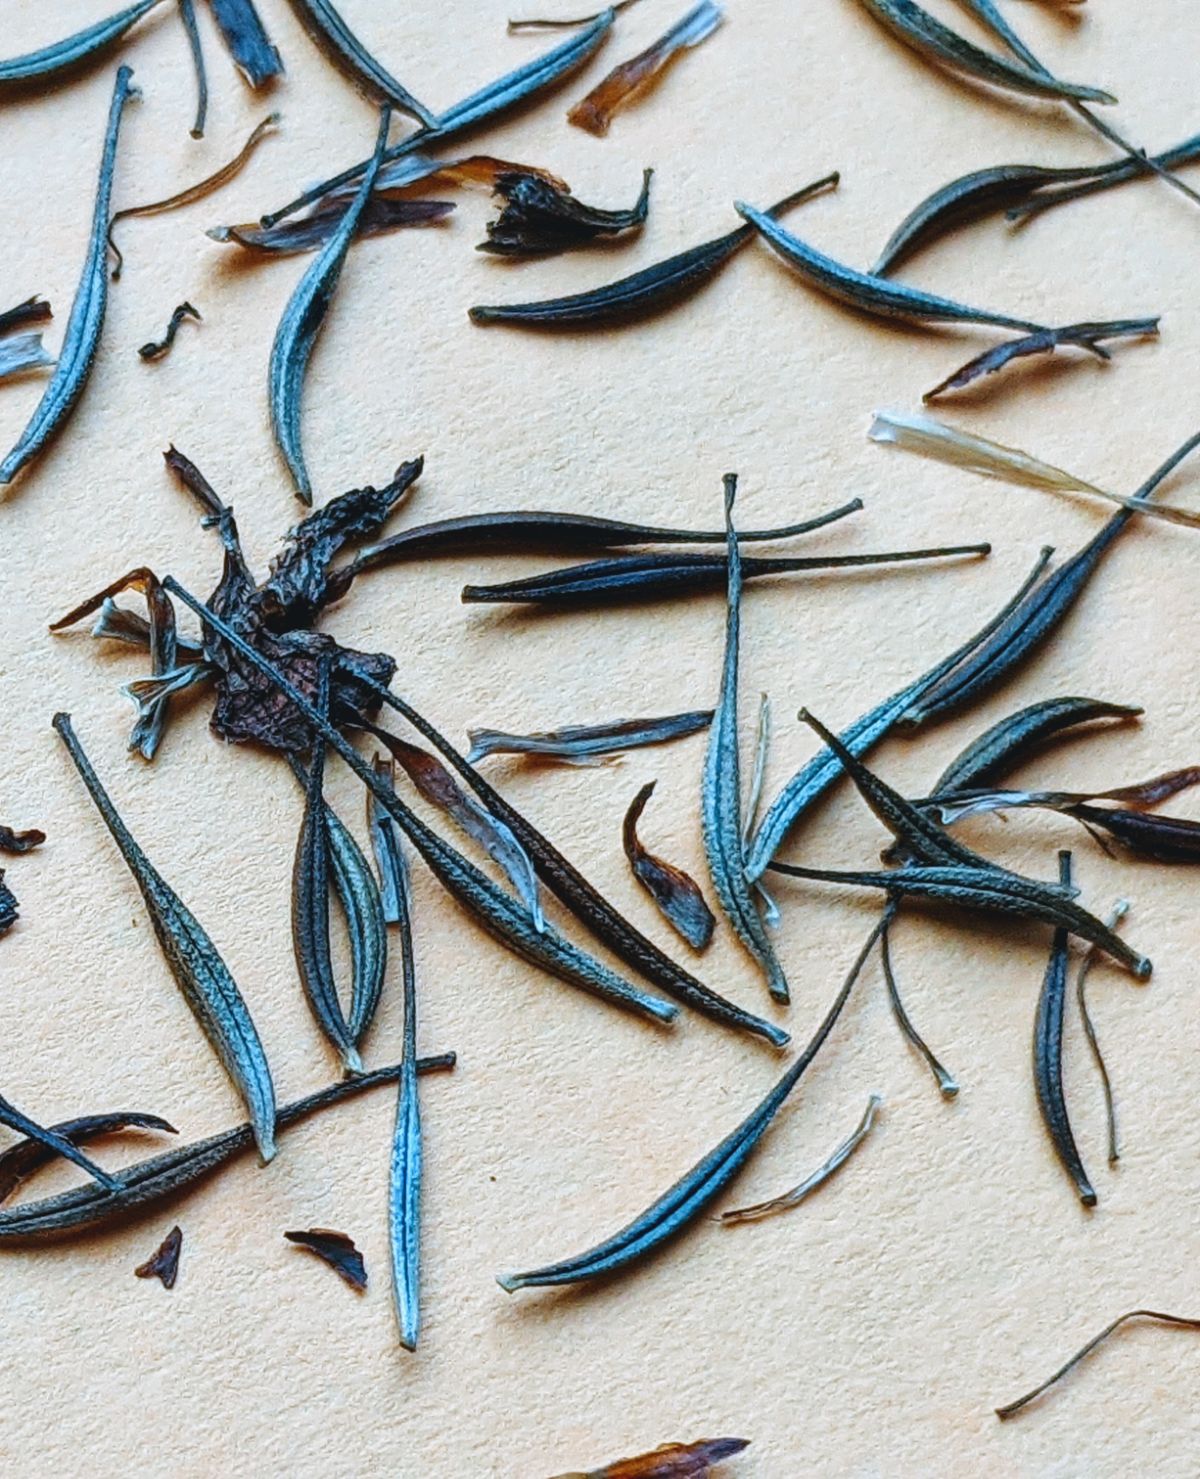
[470,174,838,327]
[851,0,1115,105]
[0,1096,123,1194]
[624,781,715,950]
[718,1093,881,1224]
[269,108,390,503]
[924,319,1159,402]
[0,1,161,86]
[259,13,616,226]
[162,580,681,1030]
[0,1059,454,1243]
[995,1310,1200,1420]
[702,476,788,1002]
[349,499,862,574]
[324,806,387,1045]
[54,713,277,1161]
[0,67,139,486]
[744,545,1054,881]
[497,922,883,1291]
[0,1112,176,1204]
[735,200,1046,333]
[286,0,433,123]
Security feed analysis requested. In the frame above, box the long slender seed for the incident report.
[1065,803,1200,864]
[996,1311,1200,1419]
[880,900,959,1096]
[286,0,433,123]
[365,724,545,931]
[470,175,839,327]
[139,301,202,361]
[0,68,138,486]
[955,0,1200,211]
[1011,133,1200,225]
[177,0,208,136]
[852,0,1115,104]
[109,113,279,278]
[347,670,788,1044]
[925,319,1160,402]
[568,0,723,136]
[462,544,990,608]
[900,429,1200,727]
[744,545,1055,880]
[736,201,1048,333]
[0,2,161,86]
[549,1435,749,1477]
[291,664,363,1073]
[0,1058,454,1243]
[767,859,1150,978]
[624,782,715,950]
[1076,900,1129,1166]
[259,13,616,226]
[872,161,1111,276]
[389,749,422,1350]
[270,108,390,503]
[0,334,54,382]
[718,1093,881,1223]
[467,710,714,766]
[702,476,789,1002]
[1033,852,1095,1205]
[869,409,1200,530]
[348,499,863,575]
[497,921,884,1291]
[54,713,277,1161]
[368,754,411,924]
[208,0,284,87]
[0,1096,124,1193]
[0,1112,176,1204]
[162,579,681,1029]
[930,698,1143,795]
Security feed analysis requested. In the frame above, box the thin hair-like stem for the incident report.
[177,0,208,137]
[1076,900,1129,1166]
[880,901,958,1097]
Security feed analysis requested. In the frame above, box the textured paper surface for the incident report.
[1,2,1198,1475]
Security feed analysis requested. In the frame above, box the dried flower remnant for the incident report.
[285,0,433,123]
[852,0,1116,105]
[498,925,884,1292]
[461,542,991,609]
[208,197,454,254]
[0,1057,454,1243]
[624,782,715,950]
[549,1435,750,1477]
[568,1,723,136]
[701,477,789,1003]
[269,108,390,504]
[0,1,163,87]
[481,168,651,255]
[284,1227,367,1291]
[924,319,1160,401]
[0,68,139,488]
[260,13,617,226]
[996,1311,1200,1420]
[467,711,713,766]
[0,1112,176,1203]
[109,113,279,279]
[470,174,839,327]
[0,826,45,855]
[347,499,862,576]
[207,0,283,87]
[54,713,277,1162]
[870,410,1200,530]
[139,302,202,362]
[135,1225,183,1288]
[718,1095,881,1224]
[0,335,54,384]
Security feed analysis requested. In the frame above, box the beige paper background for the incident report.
[1,2,1198,1475]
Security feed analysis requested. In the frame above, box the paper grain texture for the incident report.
[1,2,1198,1475]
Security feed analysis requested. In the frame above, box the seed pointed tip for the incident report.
[496,1272,523,1294]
